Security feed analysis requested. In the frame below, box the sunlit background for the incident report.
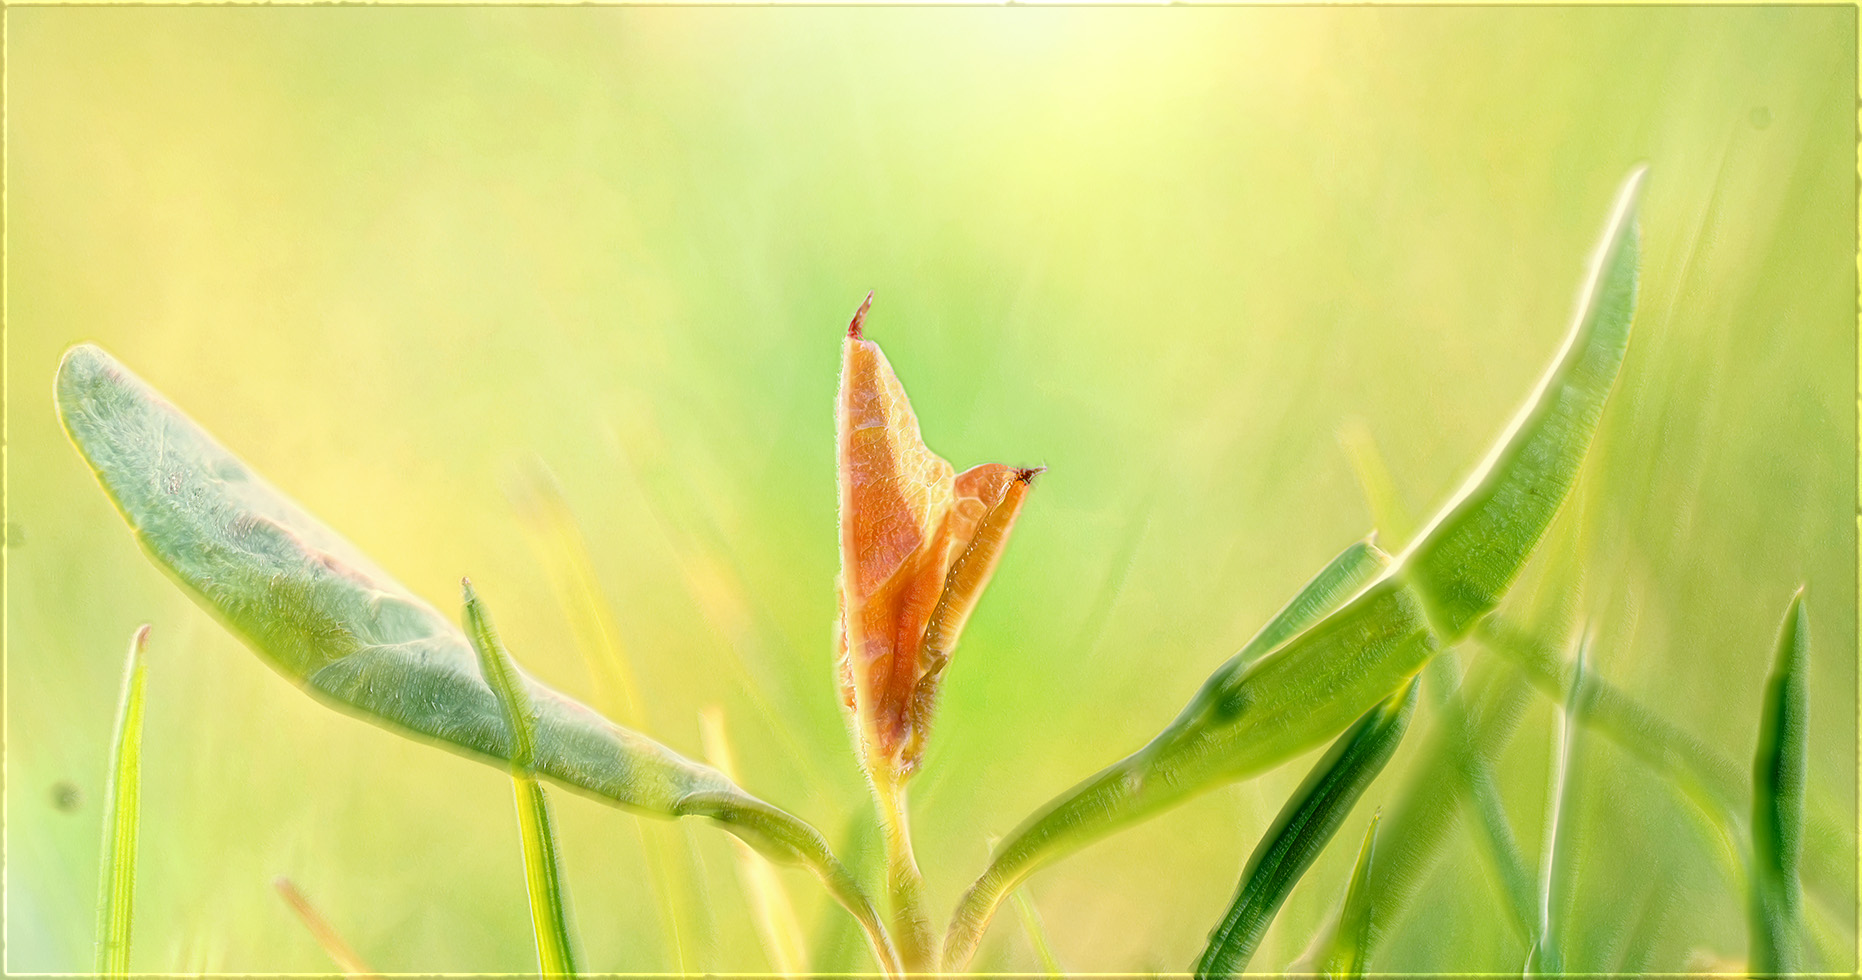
[6,7,1855,973]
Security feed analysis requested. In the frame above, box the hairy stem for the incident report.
[871,773,937,972]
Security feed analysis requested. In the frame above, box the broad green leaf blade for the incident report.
[1401,168,1645,637]
[1196,681,1418,979]
[1319,813,1381,979]
[274,877,378,977]
[944,536,1393,968]
[95,624,150,978]
[54,344,899,975]
[464,584,583,976]
[1750,590,1809,976]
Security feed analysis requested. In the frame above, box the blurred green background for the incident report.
[5,6,1855,974]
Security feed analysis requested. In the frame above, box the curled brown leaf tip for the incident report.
[848,290,875,339]
[836,330,1037,782]
[1015,466,1045,485]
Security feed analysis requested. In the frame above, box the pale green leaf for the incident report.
[54,344,897,975]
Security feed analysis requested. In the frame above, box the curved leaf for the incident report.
[944,536,1394,967]
[944,170,1645,970]
[54,343,897,974]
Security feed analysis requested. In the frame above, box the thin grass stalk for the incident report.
[463,582,582,977]
[274,877,379,976]
[1361,660,1536,957]
[95,624,151,978]
[1011,888,1064,978]
[513,468,702,972]
[1526,638,1585,975]
[1440,676,1538,944]
[699,707,811,976]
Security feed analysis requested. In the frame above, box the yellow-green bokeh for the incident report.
[6,7,1854,973]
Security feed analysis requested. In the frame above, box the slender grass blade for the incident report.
[274,877,378,977]
[1012,888,1063,978]
[511,466,702,973]
[946,173,1646,969]
[1526,636,1586,976]
[464,581,583,976]
[1318,813,1381,979]
[1195,681,1418,978]
[1750,590,1809,976]
[95,624,150,978]
[700,706,810,977]
[1361,660,1535,958]
[53,344,897,974]
[1338,420,1415,551]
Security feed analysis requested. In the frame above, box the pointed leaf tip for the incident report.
[848,291,875,339]
[1016,466,1045,484]
[132,623,152,651]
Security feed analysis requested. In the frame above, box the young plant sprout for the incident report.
[58,166,1837,974]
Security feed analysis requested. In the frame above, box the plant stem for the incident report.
[871,771,937,972]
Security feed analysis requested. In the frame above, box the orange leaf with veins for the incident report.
[835,292,1038,781]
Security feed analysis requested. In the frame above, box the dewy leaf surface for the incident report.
[53,343,897,973]
[946,170,1646,970]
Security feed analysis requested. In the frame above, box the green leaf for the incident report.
[945,537,1393,967]
[1196,681,1417,978]
[944,171,1647,970]
[54,344,899,976]
[1319,813,1381,979]
[464,583,583,976]
[1402,168,1644,637]
[1750,589,1809,976]
[95,624,150,978]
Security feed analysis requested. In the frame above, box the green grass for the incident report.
[1196,682,1418,977]
[9,7,1854,973]
[463,581,585,976]
[1750,590,1810,975]
[93,624,149,978]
